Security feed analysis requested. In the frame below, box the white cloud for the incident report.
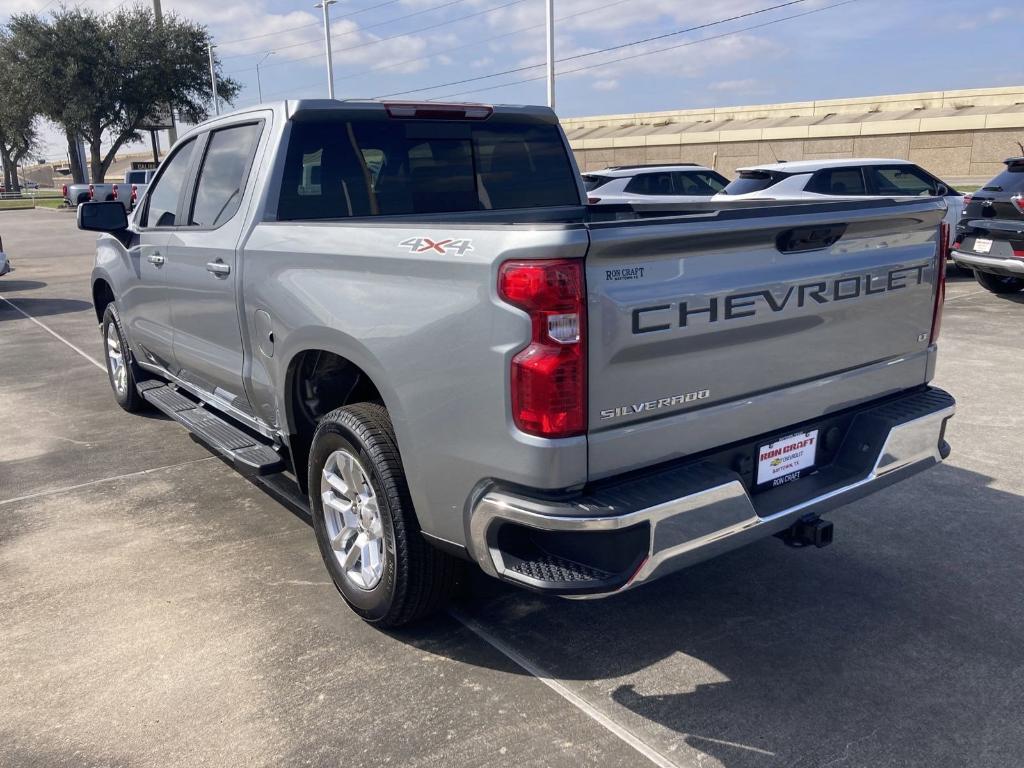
[708,78,758,92]
[592,78,618,91]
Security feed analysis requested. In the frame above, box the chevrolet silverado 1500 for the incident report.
[78,100,955,627]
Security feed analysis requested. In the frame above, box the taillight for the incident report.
[1012,194,1024,214]
[130,184,138,203]
[62,184,68,198]
[931,222,948,344]
[112,184,118,200]
[88,184,94,200]
[498,259,586,438]
[587,197,601,204]
[962,194,972,209]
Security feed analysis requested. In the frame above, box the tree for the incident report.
[0,31,39,193]
[9,7,239,183]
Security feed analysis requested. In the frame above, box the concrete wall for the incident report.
[565,86,1024,184]
[571,127,1024,184]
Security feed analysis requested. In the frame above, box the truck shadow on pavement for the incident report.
[0,296,93,319]
[0,279,47,292]
[430,462,1024,767]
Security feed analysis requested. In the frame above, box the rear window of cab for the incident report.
[276,117,581,219]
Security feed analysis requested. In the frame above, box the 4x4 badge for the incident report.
[399,237,474,256]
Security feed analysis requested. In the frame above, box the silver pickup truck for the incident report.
[78,100,955,628]
[64,169,155,210]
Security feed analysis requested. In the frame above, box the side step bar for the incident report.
[137,381,284,475]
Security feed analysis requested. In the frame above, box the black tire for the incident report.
[100,304,147,413]
[974,269,1024,294]
[308,403,461,627]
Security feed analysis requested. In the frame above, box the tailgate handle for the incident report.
[776,224,847,253]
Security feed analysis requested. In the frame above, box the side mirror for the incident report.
[78,201,129,234]
[934,183,950,197]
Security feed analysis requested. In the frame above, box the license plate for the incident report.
[756,430,819,487]
[974,238,993,254]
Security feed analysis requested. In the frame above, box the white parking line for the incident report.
[9,290,681,766]
[450,608,681,768]
[0,294,105,371]
[0,457,217,507]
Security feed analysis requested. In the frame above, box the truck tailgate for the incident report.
[585,199,945,479]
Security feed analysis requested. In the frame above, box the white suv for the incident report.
[583,164,730,205]
[713,159,964,244]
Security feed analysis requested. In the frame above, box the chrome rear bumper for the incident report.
[951,250,1024,275]
[468,387,955,596]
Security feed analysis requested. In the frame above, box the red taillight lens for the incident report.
[498,259,586,438]
[88,184,94,200]
[130,184,138,203]
[587,197,601,204]
[931,222,948,345]
[62,184,68,197]
[112,184,118,200]
[1012,194,1024,214]
[962,194,972,209]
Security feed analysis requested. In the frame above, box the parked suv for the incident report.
[583,164,729,204]
[714,159,964,247]
[951,158,1024,294]
[79,100,954,628]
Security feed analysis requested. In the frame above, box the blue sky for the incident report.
[3,0,1022,157]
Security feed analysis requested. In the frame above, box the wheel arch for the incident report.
[91,276,116,324]
[280,338,404,494]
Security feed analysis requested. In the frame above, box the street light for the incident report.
[207,42,220,115]
[545,0,555,109]
[256,51,274,103]
[314,0,337,99]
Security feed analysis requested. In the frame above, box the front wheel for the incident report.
[975,269,1024,294]
[101,304,147,412]
[308,403,461,627]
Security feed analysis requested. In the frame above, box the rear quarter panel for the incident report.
[240,221,589,545]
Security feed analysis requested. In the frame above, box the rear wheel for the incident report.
[975,269,1024,294]
[101,304,147,413]
[308,402,461,627]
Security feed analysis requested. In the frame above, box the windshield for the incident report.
[581,174,612,192]
[982,161,1024,194]
[720,170,785,195]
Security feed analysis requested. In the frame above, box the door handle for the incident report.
[206,260,231,276]
[147,252,165,266]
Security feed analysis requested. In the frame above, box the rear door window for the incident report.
[673,171,727,195]
[869,165,938,196]
[189,123,263,228]
[624,172,674,195]
[806,167,867,196]
[276,117,580,219]
[143,138,196,227]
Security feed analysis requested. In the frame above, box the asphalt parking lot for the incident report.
[2,207,1022,768]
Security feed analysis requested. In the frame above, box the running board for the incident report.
[137,381,284,475]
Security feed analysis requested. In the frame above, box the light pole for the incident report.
[256,51,274,103]
[545,0,555,109]
[207,42,220,115]
[315,0,338,99]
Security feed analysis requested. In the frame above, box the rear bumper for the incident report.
[951,250,1024,275]
[468,387,955,596]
